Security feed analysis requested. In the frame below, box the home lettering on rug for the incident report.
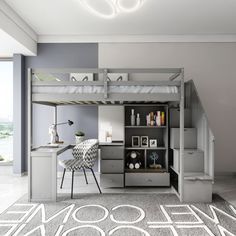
[0,203,236,235]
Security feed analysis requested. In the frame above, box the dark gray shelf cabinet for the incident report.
[124,104,170,186]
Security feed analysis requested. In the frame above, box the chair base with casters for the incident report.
[59,139,101,199]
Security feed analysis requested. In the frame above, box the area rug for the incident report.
[0,193,235,236]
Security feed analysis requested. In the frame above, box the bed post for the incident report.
[179,68,185,202]
[103,69,108,99]
[28,68,32,201]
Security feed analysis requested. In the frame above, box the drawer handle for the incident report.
[147,179,152,182]
[188,152,194,155]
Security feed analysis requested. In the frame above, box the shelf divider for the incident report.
[125,147,167,150]
[125,168,168,173]
[125,126,166,128]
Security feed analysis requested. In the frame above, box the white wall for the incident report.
[99,43,236,173]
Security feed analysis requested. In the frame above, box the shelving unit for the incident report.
[124,104,170,186]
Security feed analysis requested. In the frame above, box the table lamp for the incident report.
[49,120,74,144]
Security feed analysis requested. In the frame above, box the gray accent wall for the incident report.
[13,54,25,174]
[57,105,98,170]
[25,43,98,68]
[24,43,99,172]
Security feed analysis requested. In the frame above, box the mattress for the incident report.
[33,85,179,94]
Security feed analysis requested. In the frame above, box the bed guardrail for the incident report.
[31,68,182,103]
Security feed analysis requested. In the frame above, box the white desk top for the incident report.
[99,141,124,146]
[31,144,72,156]
[31,141,124,156]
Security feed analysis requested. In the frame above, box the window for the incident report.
[0,60,13,164]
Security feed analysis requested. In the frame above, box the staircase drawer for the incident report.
[125,173,170,186]
[171,128,197,149]
[101,160,124,173]
[173,149,204,172]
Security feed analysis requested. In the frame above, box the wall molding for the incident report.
[38,34,236,43]
[0,1,37,56]
[0,1,37,41]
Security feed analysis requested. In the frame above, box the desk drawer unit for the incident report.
[125,173,170,187]
[173,149,204,172]
[100,146,124,160]
[101,174,124,188]
[100,145,124,188]
[101,160,124,173]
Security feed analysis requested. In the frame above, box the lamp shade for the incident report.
[68,120,74,126]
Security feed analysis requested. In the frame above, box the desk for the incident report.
[29,145,72,202]
[29,142,123,202]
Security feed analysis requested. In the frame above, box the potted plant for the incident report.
[75,131,85,145]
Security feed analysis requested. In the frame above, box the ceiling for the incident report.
[4,0,236,42]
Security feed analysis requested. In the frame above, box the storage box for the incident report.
[173,149,204,172]
[170,128,197,149]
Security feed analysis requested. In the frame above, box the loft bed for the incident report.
[29,68,182,105]
[28,68,186,202]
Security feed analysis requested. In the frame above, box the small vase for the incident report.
[75,136,84,145]
[131,109,135,126]
[136,113,140,126]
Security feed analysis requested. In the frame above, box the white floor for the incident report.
[0,166,236,214]
[0,166,27,214]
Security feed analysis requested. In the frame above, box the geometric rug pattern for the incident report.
[0,194,235,236]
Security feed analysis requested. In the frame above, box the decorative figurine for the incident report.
[126,151,142,169]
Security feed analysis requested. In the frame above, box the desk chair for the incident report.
[59,139,101,198]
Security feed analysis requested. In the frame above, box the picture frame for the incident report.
[141,136,149,147]
[150,139,157,148]
[132,136,140,147]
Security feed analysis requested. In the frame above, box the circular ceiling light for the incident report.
[116,0,144,13]
[78,0,145,19]
[79,0,117,19]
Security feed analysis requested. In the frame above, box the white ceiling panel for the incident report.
[4,0,236,42]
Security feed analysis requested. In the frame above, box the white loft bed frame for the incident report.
[28,67,185,202]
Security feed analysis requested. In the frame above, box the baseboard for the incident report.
[0,161,13,166]
[13,171,28,177]
[215,172,236,177]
